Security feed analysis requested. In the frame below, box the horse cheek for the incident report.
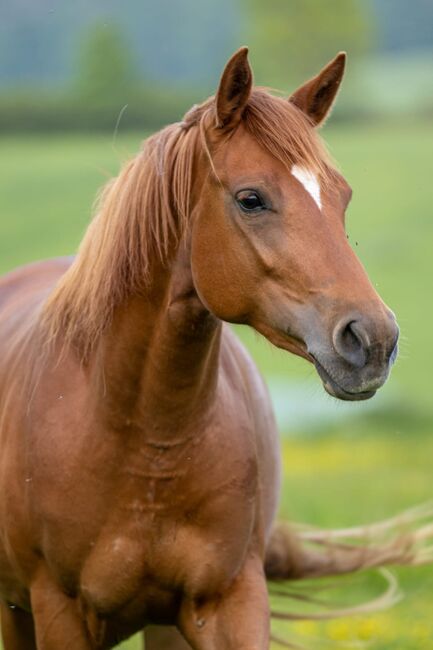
[190,216,256,323]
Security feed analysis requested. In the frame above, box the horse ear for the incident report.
[289,52,346,126]
[215,47,253,129]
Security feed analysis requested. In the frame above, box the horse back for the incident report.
[0,257,72,331]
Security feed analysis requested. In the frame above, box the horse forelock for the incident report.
[41,88,335,361]
[184,88,336,184]
[244,89,336,185]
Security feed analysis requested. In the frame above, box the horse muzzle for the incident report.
[308,311,399,402]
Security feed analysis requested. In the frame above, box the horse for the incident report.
[0,47,409,650]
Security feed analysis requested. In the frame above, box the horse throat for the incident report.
[95,245,221,439]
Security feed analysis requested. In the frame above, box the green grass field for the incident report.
[0,122,432,649]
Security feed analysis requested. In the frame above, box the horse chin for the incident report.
[313,358,377,402]
[322,379,376,402]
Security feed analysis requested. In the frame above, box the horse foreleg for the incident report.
[145,625,192,649]
[178,558,269,650]
[0,602,37,650]
[30,567,93,649]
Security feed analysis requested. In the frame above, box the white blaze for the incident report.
[291,165,322,210]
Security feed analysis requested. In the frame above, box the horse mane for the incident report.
[41,89,335,360]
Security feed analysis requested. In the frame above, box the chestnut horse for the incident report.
[0,49,404,649]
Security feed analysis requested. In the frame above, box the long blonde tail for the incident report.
[266,502,433,581]
[264,502,433,636]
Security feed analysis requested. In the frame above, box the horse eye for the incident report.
[236,190,265,213]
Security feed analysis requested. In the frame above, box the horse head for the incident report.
[189,48,399,401]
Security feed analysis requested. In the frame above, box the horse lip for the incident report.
[311,355,376,402]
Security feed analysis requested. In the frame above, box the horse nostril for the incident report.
[333,319,369,369]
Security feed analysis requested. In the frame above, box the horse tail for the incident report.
[266,501,433,581]
[264,502,433,632]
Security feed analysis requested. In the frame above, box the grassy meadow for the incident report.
[0,121,433,649]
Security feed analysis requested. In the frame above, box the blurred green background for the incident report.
[1,1,433,648]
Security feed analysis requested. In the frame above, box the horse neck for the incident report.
[93,239,221,439]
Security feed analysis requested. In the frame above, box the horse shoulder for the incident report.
[220,325,281,539]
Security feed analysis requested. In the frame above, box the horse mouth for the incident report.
[312,356,376,402]
[257,323,377,401]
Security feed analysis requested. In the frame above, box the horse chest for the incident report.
[81,519,252,627]
[80,444,259,623]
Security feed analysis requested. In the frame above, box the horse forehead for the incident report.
[218,127,275,169]
[291,165,322,210]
